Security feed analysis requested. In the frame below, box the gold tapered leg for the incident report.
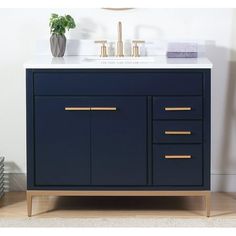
[205,192,211,217]
[26,192,33,217]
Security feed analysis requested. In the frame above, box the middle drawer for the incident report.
[153,120,202,143]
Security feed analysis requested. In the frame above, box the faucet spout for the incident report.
[116,21,124,57]
[118,21,122,41]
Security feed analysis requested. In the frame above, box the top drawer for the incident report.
[153,96,202,120]
[32,70,203,96]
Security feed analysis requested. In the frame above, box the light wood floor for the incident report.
[0,192,236,218]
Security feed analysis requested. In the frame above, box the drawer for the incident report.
[153,144,203,186]
[153,97,202,120]
[153,121,202,143]
[33,70,203,96]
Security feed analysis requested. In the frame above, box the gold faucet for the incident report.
[116,21,124,57]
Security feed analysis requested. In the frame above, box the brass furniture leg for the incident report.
[205,192,211,217]
[26,191,32,217]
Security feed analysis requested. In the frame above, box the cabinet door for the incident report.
[34,97,91,186]
[90,97,147,185]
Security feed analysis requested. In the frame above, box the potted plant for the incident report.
[49,13,76,57]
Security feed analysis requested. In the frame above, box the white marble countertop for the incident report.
[24,56,213,69]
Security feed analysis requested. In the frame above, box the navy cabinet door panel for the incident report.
[153,97,202,120]
[34,97,91,186]
[91,97,147,185]
[34,71,203,96]
[153,144,203,186]
[153,121,202,143]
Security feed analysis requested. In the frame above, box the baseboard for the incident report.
[211,174,236,192]
[3,173,236,192]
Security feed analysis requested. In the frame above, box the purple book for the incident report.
[167,52,198,58]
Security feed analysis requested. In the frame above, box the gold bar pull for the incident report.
[65,107,117,111]
[65,107,90,111]
[165,107,192,111]
[164,155,192,159]
[165,131,192,135]
[91,107,117,111]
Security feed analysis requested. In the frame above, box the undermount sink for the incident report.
[83,56,156,63]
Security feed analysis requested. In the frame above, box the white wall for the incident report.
[0,8,236,191]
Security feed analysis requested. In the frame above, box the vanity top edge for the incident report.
[24,56,213,69]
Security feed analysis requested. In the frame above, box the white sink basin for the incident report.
[83,56,156,64]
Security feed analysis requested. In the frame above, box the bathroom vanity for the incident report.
[25,56,212,216]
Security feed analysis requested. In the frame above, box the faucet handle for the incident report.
[94,40,108,57]
[132,40,145,57]
[133,40,145,44]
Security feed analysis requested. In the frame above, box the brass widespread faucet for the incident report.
[95,21,145,57]
[116,21,124,57]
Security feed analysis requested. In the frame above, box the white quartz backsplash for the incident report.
[36,39,206,57]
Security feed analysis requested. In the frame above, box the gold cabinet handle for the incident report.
[65,107,90,111]
[164,155,192,159]
[65,107,117,111]
[91,107,117,111]
[165,107,192,111]
[164,131,192,135]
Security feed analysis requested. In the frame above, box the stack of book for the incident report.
[167,42,198,58]
[0,157,4,199]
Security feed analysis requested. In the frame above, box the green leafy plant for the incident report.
[49,13,76,35]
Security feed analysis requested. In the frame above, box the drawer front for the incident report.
[33,70,203,96]
[153,121,202,143]
[153,144,203,186]
[153,97,202,120]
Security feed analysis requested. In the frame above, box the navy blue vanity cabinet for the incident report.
[26,69,210,191]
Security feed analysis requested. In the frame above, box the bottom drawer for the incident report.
[153,144,203,186]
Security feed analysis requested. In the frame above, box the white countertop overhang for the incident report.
[24,56,213,69]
